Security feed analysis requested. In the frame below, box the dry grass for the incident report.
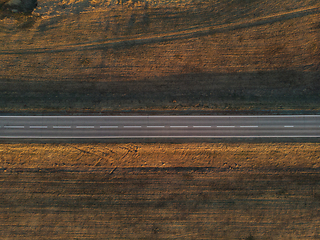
[0,1,320,112]
[1,142,320,170]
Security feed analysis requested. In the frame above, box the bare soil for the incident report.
[1,168,320,239]
[1,142,320,239]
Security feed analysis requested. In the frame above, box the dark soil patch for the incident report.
[1,70,319,113]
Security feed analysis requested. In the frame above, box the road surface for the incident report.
[0,115,320,138]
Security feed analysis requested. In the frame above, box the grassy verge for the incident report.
[1,142,320,170]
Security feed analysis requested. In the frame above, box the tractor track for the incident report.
[1,5,320,55]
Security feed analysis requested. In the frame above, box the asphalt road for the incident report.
[0,115,320,138]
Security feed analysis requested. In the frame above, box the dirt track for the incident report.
[1,6,320,54]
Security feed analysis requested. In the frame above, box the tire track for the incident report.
[1,6,320,55]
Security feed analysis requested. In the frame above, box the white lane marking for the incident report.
[123,126,141,128]
[4,126,24,129]
[144,115,320,118]
[30,126,47,129]
[240,126,259,128]
[193,126,211,128]
[284,126,294,128]
[170,126,188,128]
[76,126,94,129]
[100,126,118,128]
[147,126,165,128]
[217,126,235,128]
[1,115,318,118]
[53,126,71,129]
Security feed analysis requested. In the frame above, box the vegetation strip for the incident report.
[1,143,319,170]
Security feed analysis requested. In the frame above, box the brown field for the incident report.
[1,170,320,239]
[1,0,320,112]
[1,142,320,239]
[1,1,320,239]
